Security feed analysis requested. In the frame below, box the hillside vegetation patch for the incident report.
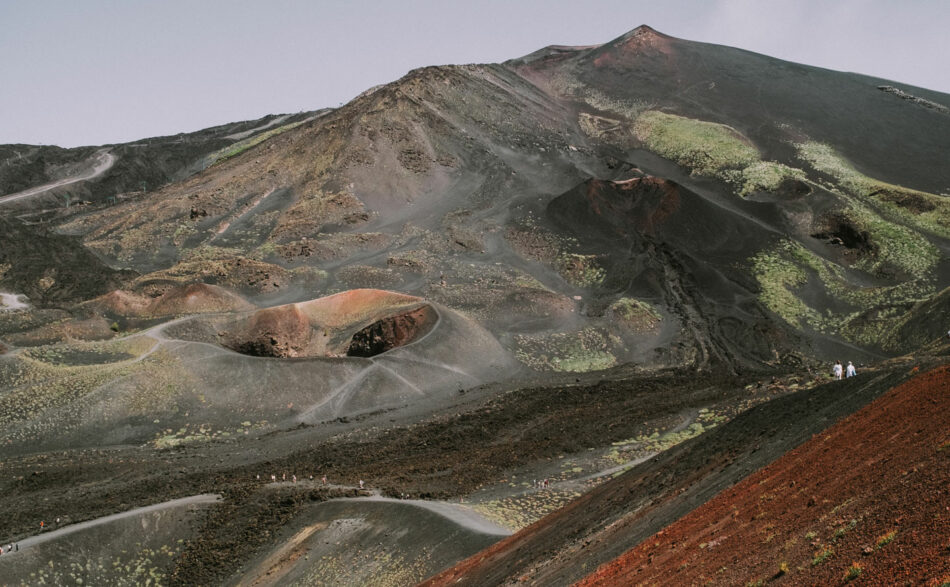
[797,142,950,239]
[634,111,807,196]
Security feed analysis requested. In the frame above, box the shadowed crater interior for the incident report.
[346,305,437,357]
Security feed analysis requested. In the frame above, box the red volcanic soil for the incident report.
[295,288,422,328]
[222,304,312,358]
[218,289,431,358]
[580,365,950,586]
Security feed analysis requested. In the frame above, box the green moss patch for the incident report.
[798,142,950,238]
[608,297,662,331]
[634,111,759,176]
[209,121,305,166]
[749,239,936,346]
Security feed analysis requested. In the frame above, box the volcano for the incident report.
[1,25,948,586]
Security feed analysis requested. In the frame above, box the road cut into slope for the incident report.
[0,150,115,205]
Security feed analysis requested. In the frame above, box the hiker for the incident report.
[833,360,843,380]
[271,474,276,482]
[292,474,297,484]
[846,361,857,378]
[359,479,364,489]
[322,475,327,485]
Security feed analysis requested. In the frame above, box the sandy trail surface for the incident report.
[1,493,219,555]
[340,495,513,536]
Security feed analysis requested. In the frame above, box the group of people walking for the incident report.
[832,360,857,380]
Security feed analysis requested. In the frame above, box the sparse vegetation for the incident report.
[798,142,950,239]
[634,111,759,176]
[812,545,834,566]
[734,161,807,196]
[876,529,897,548]
[556,253,606,287]
[609,297,662,331]
[844,561,863,581]
[513,328,617,372]
[209,121,305,166]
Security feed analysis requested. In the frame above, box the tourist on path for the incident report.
[846,361,856,377]
[833,360,843,380]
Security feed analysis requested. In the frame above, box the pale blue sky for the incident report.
[2,0,948,147]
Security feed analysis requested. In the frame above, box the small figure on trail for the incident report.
[359,479,365,489]
[833,360,843,380]
[40,521,44,529]
[271,474,276,482]
[256,474,260,481]
[322,475,328,485]
[846,361,856,378]
[282,473,286,481]
[55,517,60,525]
[292,474,297,484]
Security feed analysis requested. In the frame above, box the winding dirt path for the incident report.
[1,494,220,555]
[0,150,116,205]
[339,495,513,536]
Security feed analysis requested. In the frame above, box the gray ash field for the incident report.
[1,25,948,586]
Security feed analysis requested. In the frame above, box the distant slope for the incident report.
[0,111,322,210]
[580,365,950,586]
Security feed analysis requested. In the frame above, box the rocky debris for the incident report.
[346,305,437,357]
[878,85,950,114]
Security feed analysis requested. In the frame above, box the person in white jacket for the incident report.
[833,360,843,380]
[846,361,856,377]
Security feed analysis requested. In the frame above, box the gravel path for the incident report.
[0,494,220,555]
[0,150,115,205]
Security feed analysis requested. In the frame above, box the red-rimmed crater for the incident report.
[217,289,437,359]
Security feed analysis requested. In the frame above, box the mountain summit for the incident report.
[0,27,948,585]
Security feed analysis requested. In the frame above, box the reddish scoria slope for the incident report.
[579,365,950,586]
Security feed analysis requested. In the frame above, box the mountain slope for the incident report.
[19,26,945,373]
[580,364,949,586]
[1,25,949,586]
